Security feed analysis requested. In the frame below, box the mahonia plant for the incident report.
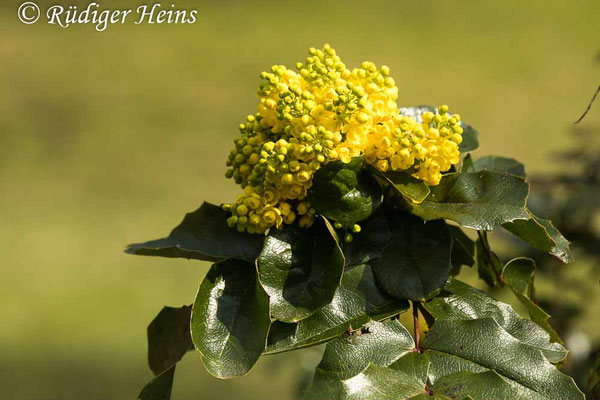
[127,45,585,400]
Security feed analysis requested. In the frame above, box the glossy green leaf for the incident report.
[311,157,382,226]
[125,202,264,262]
[304,306,582,400]
[502,212,573,263]
[379,169,430,203]
[424,279,567,363]
[265,264,409,354]
[425,317,582,399]
[138,367,175,400]
[398,106,479,152]
[342,208,391,267]
[502,258,562,343]
[465,155,526,177]
[402,171,530,230]
[258,217,344,322]
[370,207,453,301]
[191,259,270,378]
[303,320,421,400]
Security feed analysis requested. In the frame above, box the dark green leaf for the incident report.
[398,106,479,153]
[466,155,526,177]
[379,170,430,203]
[402,171,530,230]
[258,217,344,322]
[148,305,193,375]
[502,258,562,343]
[461,153,475,172]
[429,369,546,399]
[425,279,567,363]
[370,207,453,301]
[342,208,391,267]
[303,320,421,400]
[191,259,270,378]
[449,226,475,275]
[311,157,382,226]
[304,304,582,400]
[425,317,581,399]
[265,264,409,354]
[475,237,503,287]
[502,212,573,263]
[125,202,264,262]
[138,367,175,400]
[459,124,480,153]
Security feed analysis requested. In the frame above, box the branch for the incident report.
[574,85,600,124]
[477,230,506,285]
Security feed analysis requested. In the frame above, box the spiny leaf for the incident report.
[191,259,270,378]
[370,207,453,301]
[312,157,382,226]
[502,258,563,344]
[425,317,581,399]
[265,263,408,354]
[502,212,573,263]
[464,155,526,177]
[425,279,567,363]
[257,217,344,322]
[125,202,264,262]
[402,171,530,230]
[304,284,583,400]
[303,320,420,400]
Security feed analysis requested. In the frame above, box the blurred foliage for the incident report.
[1,0,599,399]
[499,124,600,397]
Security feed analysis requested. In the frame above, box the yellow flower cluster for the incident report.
[223,45,463,234]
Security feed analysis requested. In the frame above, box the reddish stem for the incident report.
[412,301,421,353]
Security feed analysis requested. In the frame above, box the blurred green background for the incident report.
[1,0,599,399]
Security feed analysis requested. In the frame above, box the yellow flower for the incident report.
[224,46,464,233]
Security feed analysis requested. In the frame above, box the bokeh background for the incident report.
[1,0,600,399]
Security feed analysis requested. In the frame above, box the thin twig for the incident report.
[412,301,421,353]
[477,231,506,285]
[574,85,600,124]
